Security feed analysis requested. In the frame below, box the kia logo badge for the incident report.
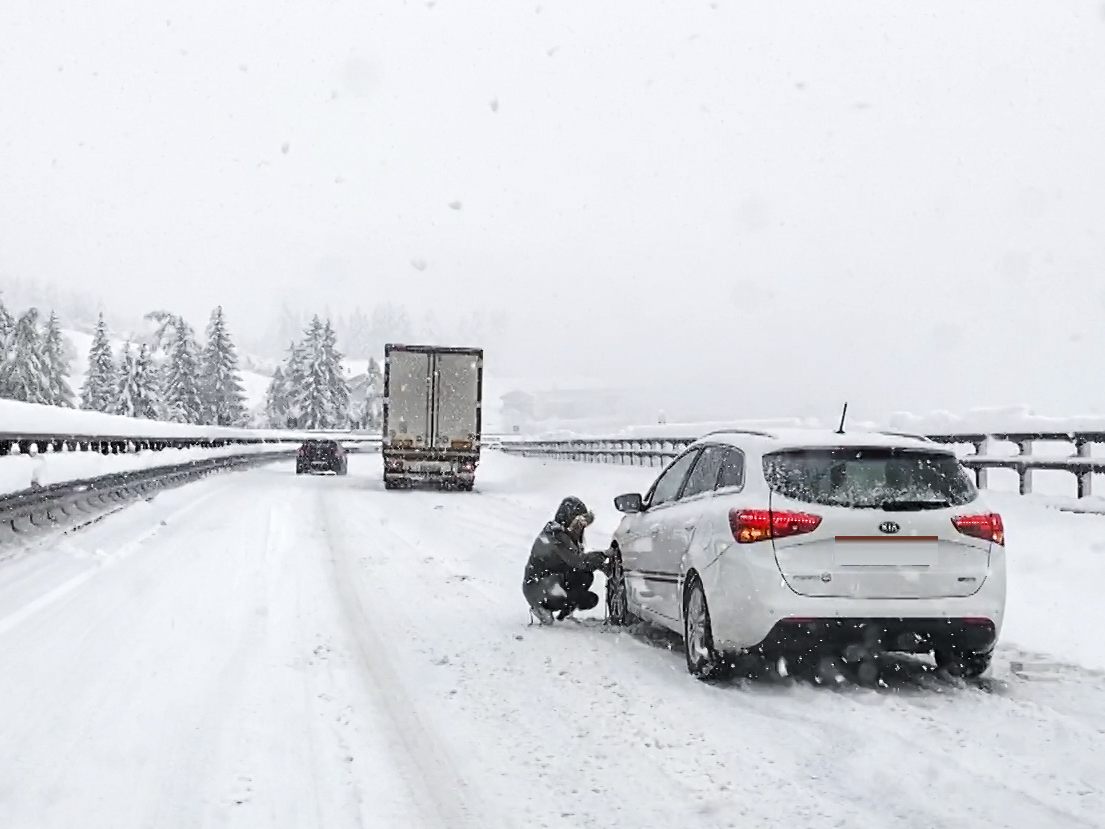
[879,521,901,535]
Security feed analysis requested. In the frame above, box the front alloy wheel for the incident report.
[684,577,725,680]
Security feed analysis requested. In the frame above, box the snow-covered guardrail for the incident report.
[0,399,380,456]
[0,449,295,541]
[501,430,1105,499]
[0,430,379,456]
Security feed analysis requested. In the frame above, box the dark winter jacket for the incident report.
[524,522,608,584]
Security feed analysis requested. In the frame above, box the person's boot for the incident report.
[558,591,599,621]
[530,604,555,625]
[576,591,599,611]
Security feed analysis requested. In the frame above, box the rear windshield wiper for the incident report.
[878,499,952,511]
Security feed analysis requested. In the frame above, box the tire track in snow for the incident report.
[320,493,487,829]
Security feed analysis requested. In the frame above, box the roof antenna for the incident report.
[835,402,849,435]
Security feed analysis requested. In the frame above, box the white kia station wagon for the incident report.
[605,429,1006,681]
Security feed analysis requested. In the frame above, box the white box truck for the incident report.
[382,343,483,490]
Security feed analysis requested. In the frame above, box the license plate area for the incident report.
[834,537,938,567]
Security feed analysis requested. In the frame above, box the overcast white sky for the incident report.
[2,1,1104,421]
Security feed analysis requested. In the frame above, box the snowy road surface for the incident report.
[1,454,1103,829]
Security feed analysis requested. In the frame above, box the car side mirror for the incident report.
[614,493,644,514]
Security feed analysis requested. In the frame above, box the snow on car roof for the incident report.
[692,428,947,455]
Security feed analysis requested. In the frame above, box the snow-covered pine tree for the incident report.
[201,306,248,426]
[80,314,118,412]
[144,310,183,355]
[281,341,306,427]
[115,342,140,417]
[264,365,289,428]
[133,344,162,420]
[44,312,74,407]
[364,357,384,429]
[0,308,53,404]
[0,295,14,386]
[322,319,350,427]
[163,322,204,424]
[297,316,333,430]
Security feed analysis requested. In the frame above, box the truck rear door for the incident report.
[386,349,432,447]
[432,351,481,450]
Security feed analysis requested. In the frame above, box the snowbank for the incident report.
[0,398,321,441]
[995,492,1105,670]
[889,406,1105,436]
[520,408,1105,442]
[0,443,294,497]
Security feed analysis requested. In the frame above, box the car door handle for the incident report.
[683,522,695,530]
[648,526,662,536]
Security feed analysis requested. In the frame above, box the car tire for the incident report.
[683,575,727,680]
[936,649,992,679]
[605,549,634,626]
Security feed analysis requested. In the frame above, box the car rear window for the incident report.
[762,447,977,509]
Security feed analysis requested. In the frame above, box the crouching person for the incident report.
[523,496,611,624]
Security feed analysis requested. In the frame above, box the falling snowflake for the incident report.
[448,200,463,211]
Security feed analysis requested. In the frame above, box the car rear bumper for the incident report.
[702,544,1006,653]
[755,617,998,656]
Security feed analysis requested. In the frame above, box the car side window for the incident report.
[681,446,728,499]
[649,450,700,507]
[715,448,746,490]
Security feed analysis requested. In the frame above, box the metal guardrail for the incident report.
[0,449,296,540]
[501,431,1104,499]
[0,430,381,457]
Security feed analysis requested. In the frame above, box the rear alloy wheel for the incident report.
[605,549,633,626]
[936,649,992,679]
[683,576,726,680]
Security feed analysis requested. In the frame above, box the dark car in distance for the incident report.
[296,439,349,476]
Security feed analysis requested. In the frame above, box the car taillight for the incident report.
[729,509,822,544]
[952,513,1004,546]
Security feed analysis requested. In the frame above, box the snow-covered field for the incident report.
[0,452,1102,828]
